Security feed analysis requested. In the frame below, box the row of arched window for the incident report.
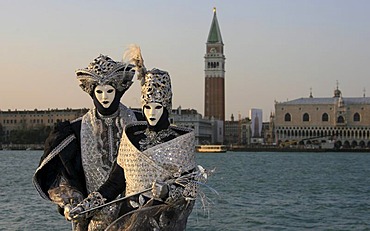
[207,62,220,68]
[284,112,361,123]
[278,139,370,148]
[276,128,370,139]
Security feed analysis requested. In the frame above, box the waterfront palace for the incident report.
[0,106,221,147]
[274,87,370,149]
[2,8,370,149]
[0,108,87,134]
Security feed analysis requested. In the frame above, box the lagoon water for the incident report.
[1,150,370,230]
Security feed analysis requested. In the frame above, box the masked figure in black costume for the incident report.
[69,67,208,231]
[33,53,143,230]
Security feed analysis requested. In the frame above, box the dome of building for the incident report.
[334,87,342,98]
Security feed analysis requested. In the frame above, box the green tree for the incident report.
[0,123,3,144]
[8,125,52,144]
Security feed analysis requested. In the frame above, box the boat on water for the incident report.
[196,145,227,153]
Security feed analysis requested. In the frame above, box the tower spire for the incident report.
[204,8,225,121]
[207,7,223,44]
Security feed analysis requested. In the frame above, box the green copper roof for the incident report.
[207,9,223,43]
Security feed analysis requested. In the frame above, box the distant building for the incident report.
[224,114,239,145]
[249,109,263,144]
[274,86,370,148]
[210,119,224,144]
[224,114,251,146]
[170,106,220,145]
[204,7,225,122]
[250,109,262,137]
[0,106,225,146]
[0,108,87,143]
[263,112,276,145]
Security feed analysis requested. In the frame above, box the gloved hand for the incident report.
[63,204,73,221]
[48,185,84,209]
[68,192,106,220]
[152,180,169,200]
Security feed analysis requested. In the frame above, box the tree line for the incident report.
[0,124,52,145]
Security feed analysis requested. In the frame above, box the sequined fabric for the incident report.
[117,121,196,196]
[76,55,135,95]
[112,122,196,230]
[80,103,136,230]
[140,69,172,112]
[138,128,179,151]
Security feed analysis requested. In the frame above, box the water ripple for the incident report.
[1,151,370,230]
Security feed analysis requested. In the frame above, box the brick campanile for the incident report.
[204,7,225,121]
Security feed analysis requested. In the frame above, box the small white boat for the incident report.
[196,145,227,153]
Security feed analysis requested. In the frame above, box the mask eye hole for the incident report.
[144,105,151,110]
[96,90,103,94]
[107,89,114,93]
[155,105,163,109]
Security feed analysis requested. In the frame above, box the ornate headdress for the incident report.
[141,68,172,112]
[76,54,135,95]
[121,44,173,112]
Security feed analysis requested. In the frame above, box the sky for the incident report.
[1,0,370,121]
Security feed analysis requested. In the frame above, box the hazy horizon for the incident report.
[1,0,370,121]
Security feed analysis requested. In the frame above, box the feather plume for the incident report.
[123,44,146,80]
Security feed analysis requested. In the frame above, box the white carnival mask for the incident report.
[94,85,116,108]
[143,102,164,126]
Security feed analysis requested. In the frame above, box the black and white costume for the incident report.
[33,54,140,230]
[70,68,207,231]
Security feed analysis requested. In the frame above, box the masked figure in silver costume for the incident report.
[32,53,144,230]
[69,67,207,231]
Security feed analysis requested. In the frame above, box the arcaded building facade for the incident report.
[274,88,370,148]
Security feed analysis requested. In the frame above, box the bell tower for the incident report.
[204,7,225,121]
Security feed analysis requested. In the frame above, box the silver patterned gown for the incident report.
[80,104,137,230]
[33,103,137,231]
[107,121,197,230]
